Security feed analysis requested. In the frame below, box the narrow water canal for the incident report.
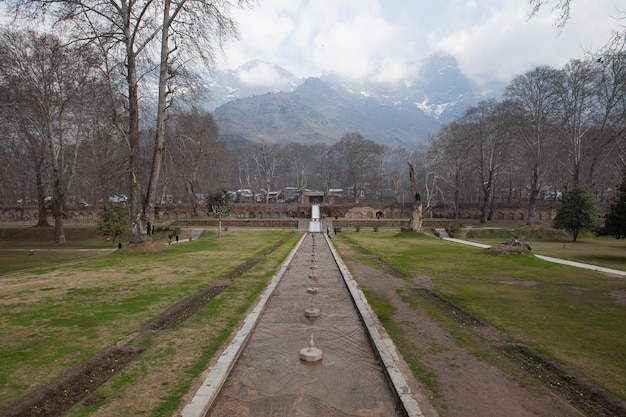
[206,233,405,417]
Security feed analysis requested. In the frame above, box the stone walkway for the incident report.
[180,233,425,417]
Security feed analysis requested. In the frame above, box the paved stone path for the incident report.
[181,233,425,417]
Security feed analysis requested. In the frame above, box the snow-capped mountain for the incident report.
[203,53,505,148]
[200,59,303,111]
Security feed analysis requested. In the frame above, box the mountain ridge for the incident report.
[205,53,505,148]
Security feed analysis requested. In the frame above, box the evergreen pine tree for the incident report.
[553,184,600,242]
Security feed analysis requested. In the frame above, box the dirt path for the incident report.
[332,238,582,417]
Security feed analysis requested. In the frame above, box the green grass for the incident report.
[361,287,442,397]
[460,226,626,271]
[340,228,626,400]
[0,228,301,413]
[4,223,626,414]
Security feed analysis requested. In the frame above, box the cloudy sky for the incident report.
[215,0,623,84]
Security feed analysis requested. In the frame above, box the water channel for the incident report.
[198,233,410,416]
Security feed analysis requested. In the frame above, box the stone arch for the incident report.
[497,212,505,220]
[517,212,525,220]
[507,212,515,220]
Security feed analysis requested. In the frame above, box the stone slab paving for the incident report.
[180,233,425,417]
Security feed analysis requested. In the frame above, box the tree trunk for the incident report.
[185,181,201,217]
[128,39,147,244]
[408,163,423,232]
[53,199,66,244]
[527,189,539,225]
[144,0,172,242]
[480,176,492,224]
[453,172,460,220]
[35,167,49,227]
[527,169,540,225]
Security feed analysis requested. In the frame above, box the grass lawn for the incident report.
[460,223,626,271]
[3,221,625,415]
[0,227,301,415]
[338,228,626,401]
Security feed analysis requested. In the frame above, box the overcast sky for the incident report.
[215,0,624,84]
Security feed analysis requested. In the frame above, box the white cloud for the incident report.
[216,0,622,84]
[435,0,620,82]
[237,62,286,86]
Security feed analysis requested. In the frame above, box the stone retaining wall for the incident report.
[0,202,560,224]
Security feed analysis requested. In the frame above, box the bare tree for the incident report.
[387,146,412,205]
[229,148,259,202]
[430,122,471,219]
[167,108,223,216]
[0,29,101,242]
[506,65,562,224]
[407,145,444,219]
[464,100,512,224]
[407,162,423,231]
[76,112,126,209]
[528,0,572,30]
[0,72,50,225]
[310,144,338,204]
[551,59,598,186]
[6,0,249,243]
[587,42,626,191]
[334,132,381,203]
[253,143,280,203]
[283,142,309,203]
[372,144,389,203]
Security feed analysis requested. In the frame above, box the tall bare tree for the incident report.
[334,132,381,203]
[312,143,339,204]
[551,59,597,186]
[464,100,513,223]
[387,146,412,205]
[0,29,101,242]
[253,143,280,203]
[6,0,249,243]
[167,108,223,216]
[506,65,562,224]
[407,162,423,231]
[0,75,50,225]
[283,142,309,203]
[588,42,626,189]
[431,121,471,219]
